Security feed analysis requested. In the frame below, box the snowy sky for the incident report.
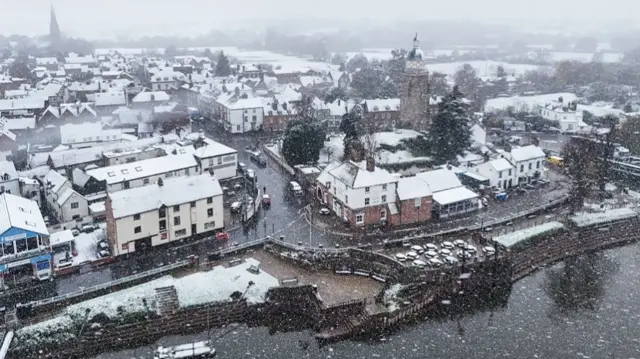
[0,0,634,39]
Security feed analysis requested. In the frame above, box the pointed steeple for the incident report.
[413,33,419,49]
[49,4,62,48]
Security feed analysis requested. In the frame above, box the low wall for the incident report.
[263,144,295,176]
[510,217,640,281]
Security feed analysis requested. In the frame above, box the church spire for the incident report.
[413,33,419,49]
[49,4,62,48]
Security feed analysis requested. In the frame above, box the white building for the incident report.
[216,97,265,133]
[505,145,547,184]
[86,154,199,192]
[536,101,591,133]
[0,160,19,195]
[474,158,515,190]
[51,188,89,223]
[149,69,187,91]
[106,174,224,256]
[60,123,124,148]
[192,138,238,180]
[415,168,479,219]
[315,160,399,227]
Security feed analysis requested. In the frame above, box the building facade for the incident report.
[399,34,430,130]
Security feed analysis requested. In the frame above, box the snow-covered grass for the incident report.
[485,92,578,112]
[15,258,278,350]
[321,130,429,166]
[493,221,565,248]
[382,283,407,312]
[570,207,638,228]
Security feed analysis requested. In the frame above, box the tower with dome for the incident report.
[399,33,431,129]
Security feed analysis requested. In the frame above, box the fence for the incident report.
[263,144,295,176]
[20,260,191,309]
[47,216,94,234]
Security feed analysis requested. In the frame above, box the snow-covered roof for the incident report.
[415,168,461,193]
[489,158,514,172]
[109,174,222,219]
[510,145,546,162]
[193,139,236,159]
[50,229,74,247]
[56,188,77,206]
[494,221,564,248]
[0,117,36,131]
[569,207,637,227]
[432,186,479,205]
[0,98,46,111]
[131,91,170,103]
[72,167,91,187]
[94,92,127,107]
[0,193,48,237]
[0,160,18,179]
[60,123,122,145]
[362,99,400,112]
[396,176,432,200]
[328,161,398,189]
[86,154,197,184]
[43,169,69,194]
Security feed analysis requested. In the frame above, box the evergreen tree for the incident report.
[339,106,364,161]
[215,51,231,76]
[281,97,326,166]
[324,87,347,104]
[428,86,472,165]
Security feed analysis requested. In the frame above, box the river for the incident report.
[93,241,640,359]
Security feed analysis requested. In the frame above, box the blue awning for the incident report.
[30,253,51,264]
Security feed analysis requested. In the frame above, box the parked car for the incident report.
[319,207,331,215]
[395,253,407,262]
[215,231,229,241]
[238,162,247,174]
[424,243,438,251]
[438,248,452,256]
[289,181,303,196]
[246,169,256,181]
[483,246,496,254]
[411,245,424,254]
[81,224,95,233]
[71,229,80,237]
[412,259,427,268]
[453,239,467,248]
[250,154,267,168]
[230,201,243,213]
[428,258,444,267]
[425,250,438,258]
[443,256,459,265]
[464,244,477,253]
[406,251,419,260]
[98,249,110,258]
[262,194,271,208]
[456,250,473,259]
[441,241,454,249]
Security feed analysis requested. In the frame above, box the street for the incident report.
[6,132,569,303]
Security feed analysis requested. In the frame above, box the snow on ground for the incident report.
[549,52,623,63]
[382,283,407,312]
[174,258,279,307]
[17,258,279,345]
[428,61,544,78]
[578,104,622,118]
[321,130,427,165]
[493,221,565,248]
[485,92,578,112]
[569,207,638,227]
[73,226,103,265]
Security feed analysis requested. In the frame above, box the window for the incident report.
[185,168,190,175]
[381,195,387,202]
[134,214,141,220]
[252,115,257,122]
[236,125,240,131]
[345,195,348,204]
[520,164,524,172]
[122,243,129,250]
[175,229,187,237]
[191,201,196,208]
[143,178,150,185]
[159,207,166,218]
[107,172,115,177]
[365,187,370,193]
[166,172,173,178]
[536,161,540,169]
[135,166,143,172]
[208,158,214,166]
[508,169,512,176]
[123,181,130,189]
[207,208,214,217]
[134,226,141,233]
[414,198,421,208]
[70,201,79,209]
[217,157,222,164]
[364,198,370,205]
[381,208,387,220]
[498,171,503,179]
[174,216,181,226]
[204,221,216,229]
[72,214,80,220]
[528,163,532,170]
[121,169,129,175]
[159,220,166,231]
[382,184,387,190]
[356,214,364,224]
[173,205,180,212]
[207,197,213,204]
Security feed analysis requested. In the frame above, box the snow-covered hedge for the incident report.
[493,221,565,249]
[569,207,638,228]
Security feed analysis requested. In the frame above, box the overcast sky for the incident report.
[0,0,633,39]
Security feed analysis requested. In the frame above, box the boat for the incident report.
[153,340,216,358]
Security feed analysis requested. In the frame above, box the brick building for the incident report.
[399,34,431,130]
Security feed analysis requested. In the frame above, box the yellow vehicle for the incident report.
[547,156,564,167]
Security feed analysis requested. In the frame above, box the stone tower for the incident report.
[49,4,62,50]
[400,33,430,130]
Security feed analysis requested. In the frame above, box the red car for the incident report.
[262,194,271,207]
[215,231,229,241]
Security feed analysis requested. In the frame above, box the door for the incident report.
[192,224,197,236]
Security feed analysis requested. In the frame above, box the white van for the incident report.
[289,181,303,196]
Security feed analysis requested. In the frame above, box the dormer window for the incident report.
[373,106,379,111]
[1,174,8,181]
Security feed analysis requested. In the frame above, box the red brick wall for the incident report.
[398,196,432,225]
[264,115,294,132]
[104,196,118,253]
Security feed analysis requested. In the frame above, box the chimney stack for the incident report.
[365,156,375,172]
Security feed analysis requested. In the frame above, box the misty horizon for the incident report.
[1,0,640,40]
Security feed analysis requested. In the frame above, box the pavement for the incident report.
[3,132,570,304]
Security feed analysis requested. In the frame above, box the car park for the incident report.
[424,243,438,251]
[425,250,438,258]
[483,246,496,254]
[428,258,444,267]
[456,250,473,259]
[442,241,454,249]
[453,239,467,248]
[443,256,458,265]
[412,259,427,268]
[395,253,407,262]
[411,245,425,254]
[406,251,419,260]
[439,248,452,256]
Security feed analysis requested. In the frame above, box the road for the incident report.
[5,133,569,303]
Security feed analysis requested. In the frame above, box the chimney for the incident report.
[337,99,341,106]
[242,65,246,72]
[366,156,375,172]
